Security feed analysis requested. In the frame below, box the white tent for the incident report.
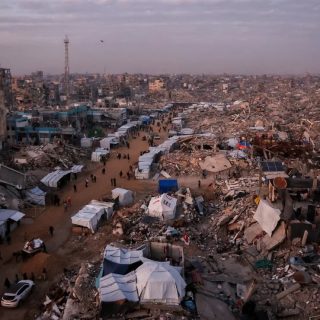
[99,137,111,150]
[71,200,113,233]
[135,261,186,305]
[91,148,109,162]
[148,194,177,220]
[104,245,143,264]
[112,188,134,206]
[99,272,139,303]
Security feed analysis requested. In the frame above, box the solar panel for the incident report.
[261,161,284,172]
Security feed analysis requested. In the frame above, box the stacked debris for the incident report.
[11,143,89,170]
[35,263,100,320]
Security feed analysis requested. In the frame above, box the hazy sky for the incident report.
[0,0,319,75]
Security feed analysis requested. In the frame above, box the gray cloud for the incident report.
[0,0,319,74]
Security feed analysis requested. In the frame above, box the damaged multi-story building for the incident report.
[0,68,13,150]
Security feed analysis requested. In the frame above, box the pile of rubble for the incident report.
[12,143,89,170]
[35,263,100,320]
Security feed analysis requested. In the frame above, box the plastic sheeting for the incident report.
[25,187,46,206]
[148,193,177,220]
[99,272,139,302]
[104,245,143,264]
[112,188,134,206]
[71,200,113,233]
[41,170,71,188]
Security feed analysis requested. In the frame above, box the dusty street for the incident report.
[0,122,171,319]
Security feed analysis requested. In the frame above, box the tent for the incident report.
[40,170,71,188]
[91,148,109,162]
[103,245,143,276]
[99,271,138,303]
[135,261,186,305]
[25,187,46,206]
[148,194,177,220]
[0,209,25,239]
[70,165,84,173]
[71,200,114,233]
[112,188,134,206]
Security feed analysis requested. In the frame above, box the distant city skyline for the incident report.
[0,0,319,75]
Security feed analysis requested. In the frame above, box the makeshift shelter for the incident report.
[253,199,281,236]
[70,165,84,173]
[0,209,25,239]
[91,148,109,162]
[25,187,47,206]
[112,188,134,206]
[71,200,114,233]
[158,179,178,194]
[40,170,71,188]
[148,194,177,220]
[103,245,143,276]
[99,271,138,303]
[135,261,186,305]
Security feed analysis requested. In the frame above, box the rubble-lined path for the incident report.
[0,121,170,320]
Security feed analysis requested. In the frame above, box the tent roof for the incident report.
[71,165,84,173]
[99,272,138,302]
[40,170,71,188]
[0,209,25,222]
[104,245,143,264]
[135,261,186,305]
[148,194,177,220]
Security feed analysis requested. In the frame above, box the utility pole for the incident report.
[64,35,70,104]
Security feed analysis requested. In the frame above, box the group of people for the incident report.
[116,153,130,160]
[4,268,48,289]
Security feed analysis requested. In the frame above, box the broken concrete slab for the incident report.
[261,221,286,251]
[196,294,236,320]
[244,223,264,244]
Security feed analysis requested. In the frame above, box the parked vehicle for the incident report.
[1,280,34,308]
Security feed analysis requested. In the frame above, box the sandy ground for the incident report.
[0,120,176,319]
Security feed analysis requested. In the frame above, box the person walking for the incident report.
[110,178,114,186]
[90,174,94,182]
[85,179,89,188]
[63,200,68,212]
[93,175,97,183]
[73,184,77,192]
[119,171,123,178]
[67,196,71,207]
[42,268,47,280]
[198,180,201,188]
[49,226,54,237]
[4,278,11,289]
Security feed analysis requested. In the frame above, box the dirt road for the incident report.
[0,121,170,319]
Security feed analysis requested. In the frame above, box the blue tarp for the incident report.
[158,179,178,194]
